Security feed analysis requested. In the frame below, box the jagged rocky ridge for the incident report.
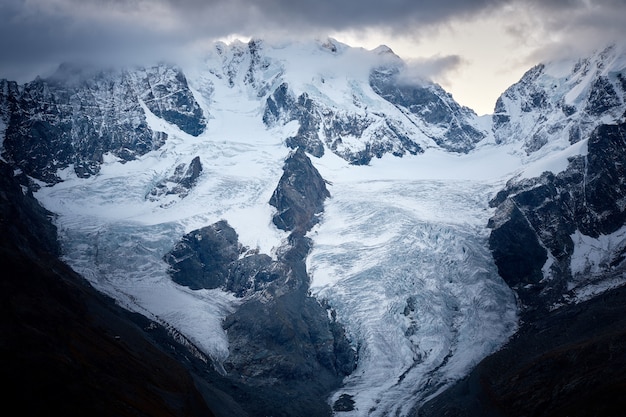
[368,65,485,153]
[416,48,626,416]
[0,38,488,176]
[488,120,626,316]
[493,45,626,155]
[220,38,487,164]
[0,63,206,183]
[164,148,356,416]
[262,80,426,164]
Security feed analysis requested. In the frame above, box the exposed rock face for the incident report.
[488,120,626,315]
[0,63,206,183]
[213,38,278,96]
[225,149,356,397]
[165,148,356,416]
[488,198,549,302]
[164,219,288,296]
[269,147,331,234]
[165,220,243,290]
[262,81,425,164]
[369,67,485,153]
[263,83,326,158]
[147,155,203,202]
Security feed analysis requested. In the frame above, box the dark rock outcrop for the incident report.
[0,63,206,183]
[269,147,330,234]
[165,218,357,415]
[165,148,356,416]
[488,120,626,315]
[164,219,287,296]
[416,284,626,417]
[225,149,356,405]
[165,220,243,290]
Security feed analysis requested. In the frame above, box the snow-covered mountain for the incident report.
[0,63,205,183]
[1,38,626,417]
[493,44,626,157]
[488,44,626,316]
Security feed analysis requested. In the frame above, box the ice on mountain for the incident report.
[307,151,518,416]
[15,38,626,417]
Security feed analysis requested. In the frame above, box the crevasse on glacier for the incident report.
[307,159,518,416]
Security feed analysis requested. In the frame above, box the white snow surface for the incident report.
[26,38,625,416]
[307,150,518,416]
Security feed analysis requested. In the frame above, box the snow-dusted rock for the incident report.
[0,63,205,183]
[492,44,626,157]
[489,120,626,314]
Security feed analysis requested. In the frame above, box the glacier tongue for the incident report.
[307,152,518,416]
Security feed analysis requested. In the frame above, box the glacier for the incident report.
[36,137,520,416]
[18,38,626,416]
[307,151,518,415]
[27,40,519,415]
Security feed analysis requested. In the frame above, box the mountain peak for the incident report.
[492,42,626,158]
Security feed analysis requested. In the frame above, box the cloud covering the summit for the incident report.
[1,0,625,113]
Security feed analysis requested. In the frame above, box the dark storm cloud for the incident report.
[1,0,624,81]
[0,0,493,80]
[499,0,626,63]
[109,0,503,29]
[0,0,191,81]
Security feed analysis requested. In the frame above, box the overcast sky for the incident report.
[1,0,625,114]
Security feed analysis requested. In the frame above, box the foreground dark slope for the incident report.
[417,284,626,417]
[0,160,219,416]
[0,152,350,417]
[0,160,281,417]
